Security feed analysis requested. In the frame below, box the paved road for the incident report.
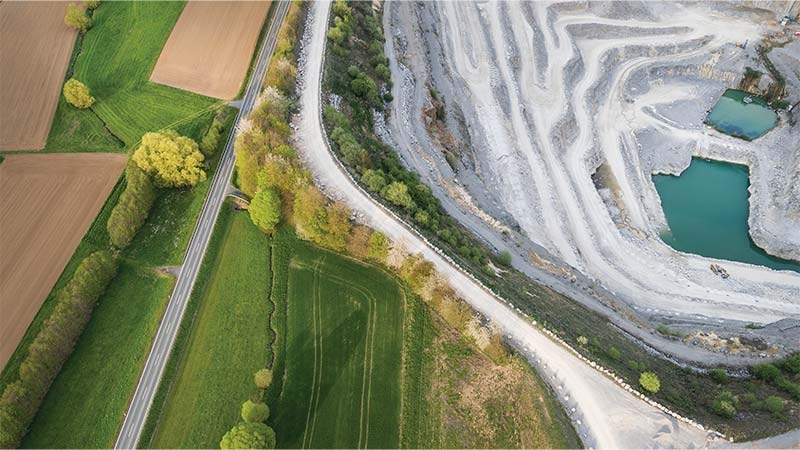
[113,3,289,448]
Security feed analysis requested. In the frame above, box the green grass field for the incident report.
[21,263,174,448]
[269,233,404,449]
[44,1,219,153]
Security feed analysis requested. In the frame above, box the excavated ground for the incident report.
[381,1,800,360]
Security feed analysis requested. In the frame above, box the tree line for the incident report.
[0,251,118,448]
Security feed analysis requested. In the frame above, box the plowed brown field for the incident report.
[0,153,126,369]
[0,2,77,150]
[150,1,270,100]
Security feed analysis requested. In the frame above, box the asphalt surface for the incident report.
[113,3,290,448]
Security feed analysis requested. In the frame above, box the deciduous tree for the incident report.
[63,78,95,109]
[249,189,281,234]
[367,231,389,262]
[381,181,414,209]
[64,3,92,33]
[132,130,205,188]
[254,369,273,389]
[220,422,275,449]
[241,400,270,423]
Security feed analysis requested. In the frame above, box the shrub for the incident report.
[639,372,660,393]
[254,369,273,390]
[64,3,92,33]
[764,396,784,415]
[607,346,621,361]
[367,231,389,263]
[132,130,205,188]
[752,363,781,383]
[83,0,100,9]
[778,353,800,374]
[712,399,737,418]
[381,182,414,209]
[710,368,729,384]
[496,250,513,267]
[63,78,95,109]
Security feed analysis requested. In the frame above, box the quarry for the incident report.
[381,0,800,361]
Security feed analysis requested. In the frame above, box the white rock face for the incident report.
[383,0,800,328]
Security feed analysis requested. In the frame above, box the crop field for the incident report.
[45,1,219,152]
[0,2,77,150]
[268,232,404,449]
[148,206,272,449]
[150,1,271,99]
[0,153,126,369]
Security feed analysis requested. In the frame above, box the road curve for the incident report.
[113,3,290,448]
[296,1,728,448]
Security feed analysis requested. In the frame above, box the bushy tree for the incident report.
[241,400,270,423]
[63,78,95,109]
[368,231,389,262]
[382,182,414,209]
[64,3,92,33]
[265,57,297,95]
[220,422,275,449]
[361,169,385,192]
[249,189,281,234]
[752,363,781,383]
[107,162,156,249]
[201,119,224,155]
[639,372,660,393]
[132,130,205,188]
[712,399,736,418]
[83,0,100,9]
[293,185,328,243]
[710,368,729,384]
[254,369,273,389]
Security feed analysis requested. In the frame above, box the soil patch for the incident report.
[0,2,77,150]
[149,1,270,100]
[0,153,126,369]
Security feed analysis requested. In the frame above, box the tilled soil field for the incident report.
[150,1,270,100]
[0,2,77,150]
[0,153,126,369]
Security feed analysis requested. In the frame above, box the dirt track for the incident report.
[0,153,126,369]
[150,1,270,100]
[0,2,76,150]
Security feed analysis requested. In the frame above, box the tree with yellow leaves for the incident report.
[132,130,206,188]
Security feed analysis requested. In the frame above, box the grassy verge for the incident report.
[146,205,272,449]
[400,293,580,449]
[44,1,219,153]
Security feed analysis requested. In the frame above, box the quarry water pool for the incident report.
[705,89,777,141]
[653,158,800,273]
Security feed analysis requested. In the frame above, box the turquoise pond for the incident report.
[652,158,800,273]
[705,89,777,141]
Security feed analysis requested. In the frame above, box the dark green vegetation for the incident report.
[268,229,404,449]
[322,1,494,274]
[322,0,800,441]
[45,1,219,153]
[146,205,272,449]
[653,158,799,272]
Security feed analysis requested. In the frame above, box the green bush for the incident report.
[712,399,737,418]
[710,368,729,384]
[752,363,781,383]
[200,119,224,155]
[241,400,269,423]
[764,396,784,415]
[639,372,660,393]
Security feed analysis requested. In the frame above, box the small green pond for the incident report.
[705,89,777,141]
[653,158,800,273]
